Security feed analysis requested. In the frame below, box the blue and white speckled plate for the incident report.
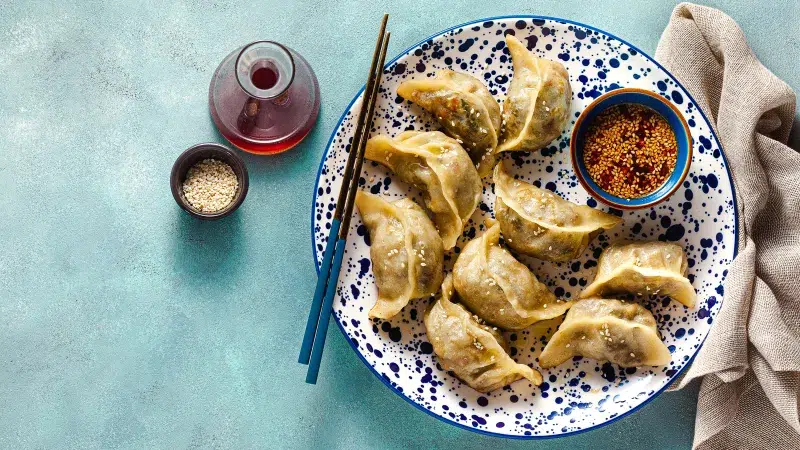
[310,16,737,438]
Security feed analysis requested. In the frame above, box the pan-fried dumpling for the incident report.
[424,275,543,392]
[365,131,481,250]
[497,35,572,153]
[397,70,502,176]
[494,163,621,262]
[355,191,444,319]
[580,241,696,308]
[538,298,671,368]
[453,221,571,330]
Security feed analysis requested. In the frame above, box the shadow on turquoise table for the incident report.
[172,211,245,291]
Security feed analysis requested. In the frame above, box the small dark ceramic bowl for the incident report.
[170,143,249,219]
[571,88,692,210]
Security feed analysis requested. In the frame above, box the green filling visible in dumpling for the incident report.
[397,70,502,177]
[365,131,481,250]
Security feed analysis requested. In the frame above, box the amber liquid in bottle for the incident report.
[209,41,321,155]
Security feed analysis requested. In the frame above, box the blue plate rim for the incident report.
[308,14,740,440]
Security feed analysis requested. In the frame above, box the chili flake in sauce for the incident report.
[583,104,677,199]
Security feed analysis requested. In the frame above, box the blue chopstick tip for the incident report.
[305,372,319,384]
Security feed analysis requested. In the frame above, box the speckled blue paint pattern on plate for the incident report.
[311,17,736,438]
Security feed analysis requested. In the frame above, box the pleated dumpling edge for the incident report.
[538,298,672,369]
[355,191,444,319]
[580,241,697,308]
[453,221,572,330]
[424,274,543,393]
[497,34,572,153]
[493,163,622,262]
[397,69,502,177]
[365,131,481,250]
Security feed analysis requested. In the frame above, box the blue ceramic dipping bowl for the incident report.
[570,88,692,210]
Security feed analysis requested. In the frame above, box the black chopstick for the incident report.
[305,32,390,384]
[299,16,390,384]
[299,16,388,367]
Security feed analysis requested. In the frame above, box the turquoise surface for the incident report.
[1,1,798,448]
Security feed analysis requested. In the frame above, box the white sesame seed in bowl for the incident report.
[182,159,239,213]
[170,143,249,219]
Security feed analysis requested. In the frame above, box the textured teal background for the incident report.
[1,1,798,448]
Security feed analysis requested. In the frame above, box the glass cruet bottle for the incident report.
[209,41,321,154]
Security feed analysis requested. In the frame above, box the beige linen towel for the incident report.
[655,3,800,449]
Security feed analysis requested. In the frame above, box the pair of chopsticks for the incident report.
[299,14,391,384]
